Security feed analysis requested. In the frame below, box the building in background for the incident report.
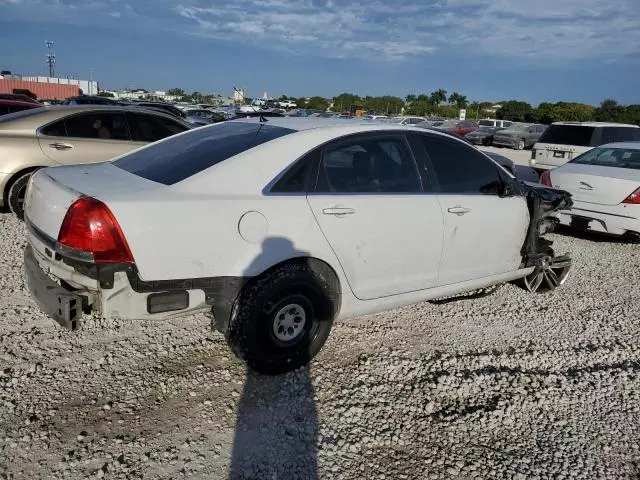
[0,73,98,100]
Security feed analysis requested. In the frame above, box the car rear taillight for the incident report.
[540,170,552,187]
[622,187,640,205]
[57,197,134,263]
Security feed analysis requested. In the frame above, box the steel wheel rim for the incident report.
[271,302,307,343]
[524,255,571,293]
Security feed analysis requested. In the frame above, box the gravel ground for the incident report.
[1,211,640,480]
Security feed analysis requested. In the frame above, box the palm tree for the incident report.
[430,89,447,106]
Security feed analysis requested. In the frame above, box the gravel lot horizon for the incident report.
[1,164,639,479]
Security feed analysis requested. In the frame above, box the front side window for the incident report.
[126,112,188,142]
[64,112,130,140]
[317,136,422,193]
[419,135,502,194]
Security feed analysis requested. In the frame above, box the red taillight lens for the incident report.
[623,187,640,204]
[540,170,552,187]
[57,197,134,263]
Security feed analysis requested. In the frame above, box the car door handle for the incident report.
[322,207,356,216]
[48,143,73,151]
[447,206,471,216]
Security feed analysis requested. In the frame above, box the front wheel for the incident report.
[516,138,526,150]
[7,172,33,220]
[226,261,339,375]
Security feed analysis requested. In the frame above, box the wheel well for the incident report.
[213,256,342,335]
[2,166,42,205]
[256,256,342,302]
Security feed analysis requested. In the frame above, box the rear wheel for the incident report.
[7,172,33,220]
[226,261,339,375]
[516,138,526,150]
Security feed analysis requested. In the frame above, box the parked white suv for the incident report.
[530,122,640,170]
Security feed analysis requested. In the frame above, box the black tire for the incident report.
[226,260,339,375]
[7,172,33,220]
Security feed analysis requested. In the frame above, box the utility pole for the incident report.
[45,40,56,78]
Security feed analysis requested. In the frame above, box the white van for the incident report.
[478,119,512,128]
[530,122,640,170]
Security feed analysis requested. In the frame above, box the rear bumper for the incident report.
[557,204,640,236]
[24,245,88,329]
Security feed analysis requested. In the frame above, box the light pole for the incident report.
[45,40,56,78]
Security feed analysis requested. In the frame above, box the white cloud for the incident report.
[1,0,639,62]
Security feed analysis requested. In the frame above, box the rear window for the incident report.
[0,106,45,123]
[570,147,640,170]
[538,125,596,146]
[478,120,495,127]
[113,122,295,185]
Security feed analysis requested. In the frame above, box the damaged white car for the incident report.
[23,118,573,374]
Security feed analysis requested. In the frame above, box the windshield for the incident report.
[538,125,595,146]
[114,122,295,185]
[388,117,405,123]
[477,126,495,132]
[570,147,640,170]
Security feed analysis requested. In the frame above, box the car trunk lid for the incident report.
[25,162,160,241]
[549,163,640,206]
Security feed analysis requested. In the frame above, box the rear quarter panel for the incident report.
[107,192,349,293]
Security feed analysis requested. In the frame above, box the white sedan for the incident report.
[541,142,640,240]
[23,118,572,374]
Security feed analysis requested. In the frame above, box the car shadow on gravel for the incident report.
[229,237,319,479]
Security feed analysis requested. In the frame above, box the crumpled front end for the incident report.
[519,183,573,292]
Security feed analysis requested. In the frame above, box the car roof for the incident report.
[551,121,639,128]
[598,142,640,150]
[0,104,188,132]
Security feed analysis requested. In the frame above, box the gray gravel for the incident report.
[1,211,640,479]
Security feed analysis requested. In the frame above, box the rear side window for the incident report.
[126,112,188,142]
[41,120,67,136]
[114,122,295,185]
[419,135,502,195]
[600,127,640,144]
[537,125,596,146]
[571,147,640,170]
[64,112,130,141]
[0,107,45,124]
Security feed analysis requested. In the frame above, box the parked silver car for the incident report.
[493,123,547,150]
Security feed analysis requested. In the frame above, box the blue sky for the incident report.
[1,0,639,105]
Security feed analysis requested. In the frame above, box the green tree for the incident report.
[167,88,186,96]
[429,89,447,106]
[594,99,626,123]
[306,96,330,111]
[191,91,203,103]
[333,93,362,112]
[405,94,417,104]
[97,91,115,98]
[497,100,534,122]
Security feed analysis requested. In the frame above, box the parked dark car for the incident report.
[492,123,547,150]
[62,95,119,106]
[465,125,501,146]
[0,93,42,104]
[233,109,285,118]
[0,99,43,116]
[430,119,478,136]
[134,102,187,119]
